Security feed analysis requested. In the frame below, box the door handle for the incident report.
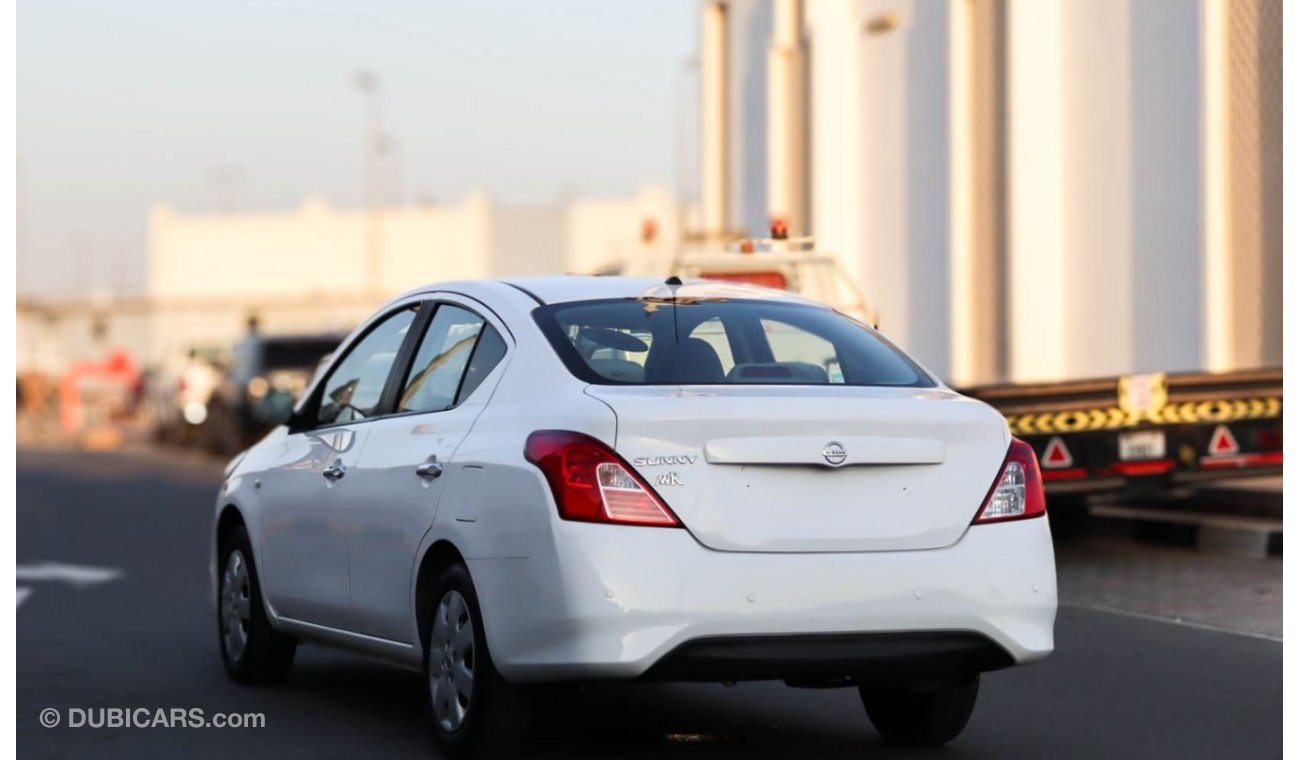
[415,457,444,479]
[322,462,346,481]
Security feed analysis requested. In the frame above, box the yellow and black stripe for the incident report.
[1006,397,1281,437]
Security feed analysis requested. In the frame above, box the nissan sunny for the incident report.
[212,276,1057,755]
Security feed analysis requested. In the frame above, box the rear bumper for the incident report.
[641,631,1014,684]
[470,516,1057,683]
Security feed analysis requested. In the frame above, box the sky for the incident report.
[17,0,697,297]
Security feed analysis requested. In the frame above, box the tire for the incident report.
[859,675,980,747]
[217,526,296,684]
[424,563,533,757]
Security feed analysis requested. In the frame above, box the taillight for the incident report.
[972,438,1047,524]
[524,431,681,527]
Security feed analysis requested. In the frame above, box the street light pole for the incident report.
[354,70,384,296]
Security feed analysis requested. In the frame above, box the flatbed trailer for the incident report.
[961,368,1282,506]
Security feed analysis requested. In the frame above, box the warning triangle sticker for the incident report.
[1208,425,1239,456]
[1042,436,1073,468]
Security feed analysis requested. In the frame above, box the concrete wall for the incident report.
[488,207,569,277]
[1204,0,1283,371]
[806,0,956,380]
[806,0,866,287]
[1007,0,1210,381]
[1059,0,1133,378]
[148,195,505,300]
[1126,0,1206,374]
[727,0,773,236]
[750,0,1277,384]
[1004,0,1067,383]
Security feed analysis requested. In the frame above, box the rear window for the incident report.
[534,298,933,387]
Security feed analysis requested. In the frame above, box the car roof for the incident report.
[493,275,820,306]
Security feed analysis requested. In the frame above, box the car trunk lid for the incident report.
[587,385,1009,552]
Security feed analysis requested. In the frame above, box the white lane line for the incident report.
[16,562,124,609]
[1063,602,1283,643]
[16,562,123,586]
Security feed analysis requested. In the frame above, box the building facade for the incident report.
[702,0,1282,385]
[18,189,679,374]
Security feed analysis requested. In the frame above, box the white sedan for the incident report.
[212,276,1056,754]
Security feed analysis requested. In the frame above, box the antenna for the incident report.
[665,276,682,341]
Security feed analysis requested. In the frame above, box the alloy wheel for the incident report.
[428,589,476,733]
[220,549,251,662]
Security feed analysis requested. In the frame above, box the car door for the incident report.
[257,303,423,631]
[346,299,511,642]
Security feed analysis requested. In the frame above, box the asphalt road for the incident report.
[17,448,1282,759]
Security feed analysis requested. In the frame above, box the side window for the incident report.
[398,305,485,414]
[316,307,418,425]
[455,325,508,405]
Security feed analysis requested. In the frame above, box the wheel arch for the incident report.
[211,503,248,611]
[414,539,469,653]
[216,503,247,551]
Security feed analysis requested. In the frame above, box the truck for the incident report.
[668,235,879,327]
[660,236,1283,528]
[962,368,1282,527]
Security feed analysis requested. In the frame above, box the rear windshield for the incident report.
[534,298,933,387]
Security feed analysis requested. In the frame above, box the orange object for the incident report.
[58,349,140,434]
[640,217,659,244]
[698,271,788,290]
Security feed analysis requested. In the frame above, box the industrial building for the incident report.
[17,187,680,373]
[696,0,1281,385]
[18,0,1282,391]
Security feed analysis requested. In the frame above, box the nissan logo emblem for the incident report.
[822,442,847,466]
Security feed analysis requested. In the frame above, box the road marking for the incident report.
[1063,603,1282,643]
[15,562,124,607]
[16,562,123,586]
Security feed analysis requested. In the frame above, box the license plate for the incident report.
[1118,430,1166,461]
